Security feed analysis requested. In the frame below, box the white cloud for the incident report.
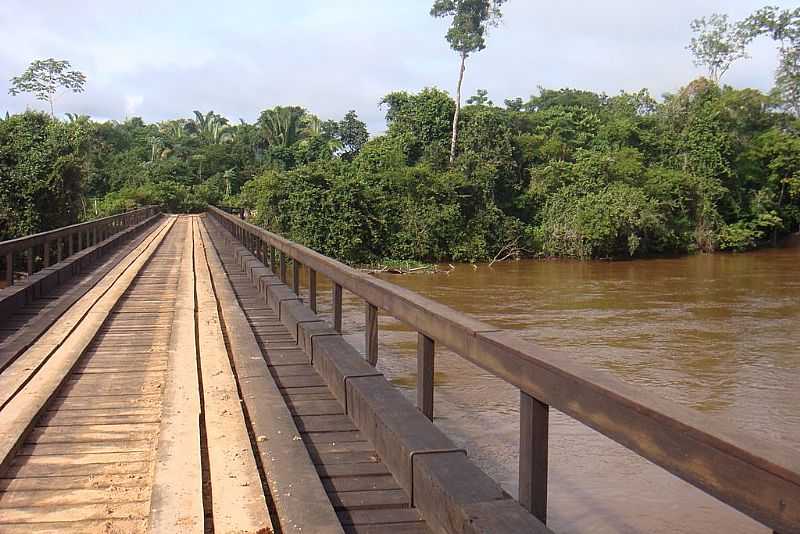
[0,0,794,133]
[125,95,144,117]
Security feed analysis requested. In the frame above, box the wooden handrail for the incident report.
[207,205,800,533]
[2,206,159,286]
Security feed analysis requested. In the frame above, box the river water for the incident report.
[312,241,799,533]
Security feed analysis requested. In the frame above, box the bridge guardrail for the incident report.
[208,205,799,533]
[1,206,159,287]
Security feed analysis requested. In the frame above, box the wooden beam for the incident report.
[309,268,317,313]
[365,303,378,366]
[416,333,434,420]
[333,284,342,333]
[519,391,548,524]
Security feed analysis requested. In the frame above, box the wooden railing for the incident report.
[1,206,159,286]
[208,205,799,534]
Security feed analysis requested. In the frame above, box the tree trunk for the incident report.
[450,52,467,165]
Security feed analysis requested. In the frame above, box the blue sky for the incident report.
[0,0,794,133]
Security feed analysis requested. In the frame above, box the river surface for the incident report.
[309,242,799,533]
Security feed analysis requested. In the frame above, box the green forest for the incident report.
[1,3,799,263]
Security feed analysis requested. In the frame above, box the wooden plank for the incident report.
[148,215,204,534]
[4,460,149,478]
[199,216,343,534]
[288,399,346,416]
[193,219,271,534]
[322,475,400,493]
[0,486,148,507]
[0,519,147,534]
[336,508,423,526]
[294,414,358,433]
[328,489,409,510]
[318,463,390,478]
[343,524,429,534]
[0,501,148,523]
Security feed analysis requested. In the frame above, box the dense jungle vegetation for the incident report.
[2,4,799,263]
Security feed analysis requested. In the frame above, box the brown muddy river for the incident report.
[310,241,799,533]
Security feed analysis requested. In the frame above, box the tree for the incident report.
[687,14,750,82]
[430,0,507,164]
[741,6,800,115]
[338,110,369,160]
[8,59,86,117]
[466,88,493,106]
[258,106,308,147]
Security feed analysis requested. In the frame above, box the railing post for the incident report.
[279,253,287,283]
[5,252,12,286]
[333,284,343,333]
[78,230,82,251]
[309,268,317,313]
[417,333,435,420]
[519,392,549,524]
[365,303,378,366]
[262,241,269,267]
[292,260,300,297]
[43,241,50,268]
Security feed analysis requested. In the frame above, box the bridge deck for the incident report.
[205,220,429,533]
[0,215,435,533]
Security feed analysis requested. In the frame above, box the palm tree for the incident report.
[258,106,308,147]
[190,110,231,144]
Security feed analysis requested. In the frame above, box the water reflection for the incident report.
[309,243,798,533]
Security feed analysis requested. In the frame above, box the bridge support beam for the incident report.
[417,333,435,420]
[365,302,378,366]
[520,391,549,524]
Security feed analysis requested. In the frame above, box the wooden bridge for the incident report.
[0,208,797,533]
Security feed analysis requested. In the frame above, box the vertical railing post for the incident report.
[262,241,269,268]
[78,230,83,251]
[292,259,300,297]
[417,333,435,420]
[519,392,549,524]
[365,303,378,366]
[333,284,343,333]
[43,240,50,268]
[279,253,287,283]
[5,252,12,286]
[309,268,317,313]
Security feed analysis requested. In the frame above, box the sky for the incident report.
[0,0,794,134]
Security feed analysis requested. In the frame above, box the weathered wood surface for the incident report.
[0,206,158,289]
[203,217,430,533]
[0,217,178,532]
[209,205,800,534]
[0,212,162,373]
[199,218,342,534]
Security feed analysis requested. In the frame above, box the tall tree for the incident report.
[687,14,750,82]
[8,59,86,117]
[741,6,800,115]
[430,0,507,164]
[338,110,369,160]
